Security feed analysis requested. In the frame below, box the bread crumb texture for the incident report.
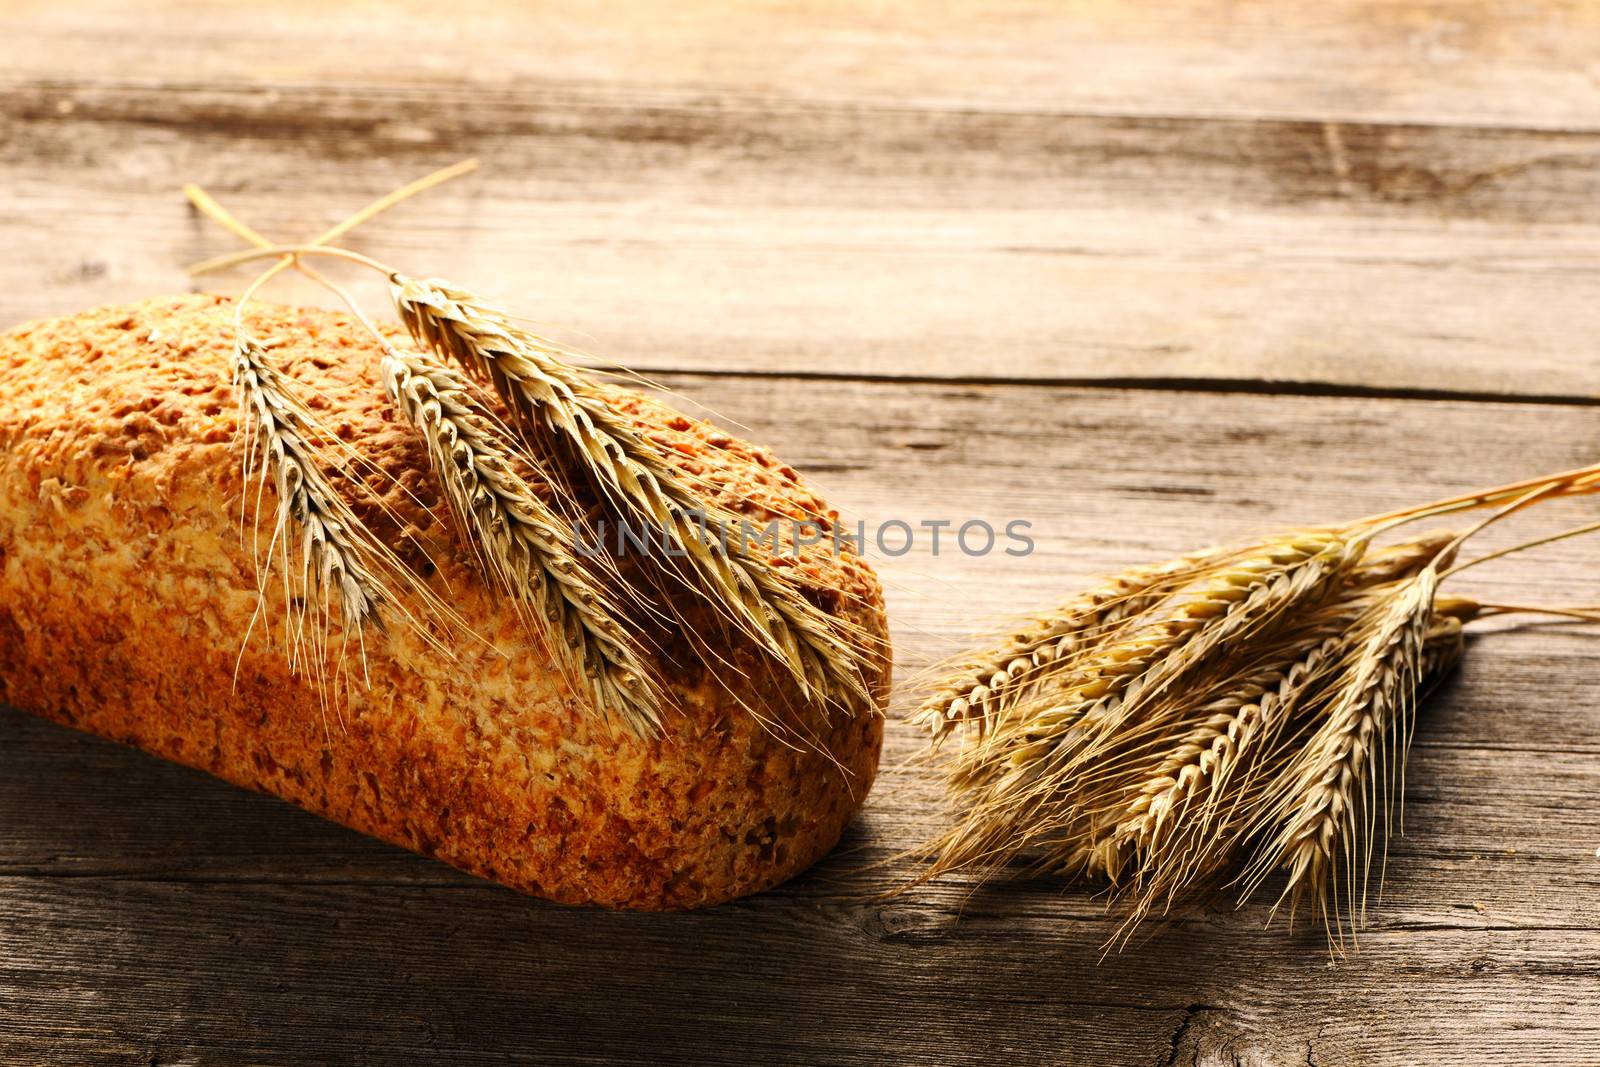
[0,295,888,909]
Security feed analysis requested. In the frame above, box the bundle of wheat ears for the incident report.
[909,470,1600,949]
[186,161,872,737]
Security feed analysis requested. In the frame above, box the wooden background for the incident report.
[3,2,1600,1063]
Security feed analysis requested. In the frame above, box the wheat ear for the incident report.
[186,241,878,722]
[1098,534,1462,861]
[1008,531,1365,790]
[1126,532,1459,836]
[381,346,664,734]
[1105,613,1359,932]
[389,274,871,714]
[195,190,665,730]
[1114,530,1458,835]
[910,530,1370,890]
[912,555,1203,744]
[1247,567,1441,940]
[232,333,391,667]
[917,530,1454,816]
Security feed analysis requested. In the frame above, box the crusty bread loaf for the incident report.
[0,295,888,909]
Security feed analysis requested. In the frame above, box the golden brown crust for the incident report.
[0,295,888,909]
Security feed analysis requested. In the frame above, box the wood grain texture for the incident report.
[4,0,1600,1062]
[5,373,1600,1065]
[5,2,1600,396]
[7,0,1600,127]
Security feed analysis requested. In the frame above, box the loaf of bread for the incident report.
[0,295,888,908]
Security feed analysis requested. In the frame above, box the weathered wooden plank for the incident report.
[0,869,1596,1066]
[5,659,1598,921]
[6,79,1600,397]
[7,0,1600,128]
[3,376,1599,1063]
[6,1,1600,1059]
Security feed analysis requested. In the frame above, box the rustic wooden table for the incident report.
[4,2,1600,1063]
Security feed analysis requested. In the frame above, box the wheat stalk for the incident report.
[1245,567,1440,940]
[192,172,667,732]
[912,554,1207,743]
[232,332,392,670]
[1106,605,1372,933]
[186,221,879,726]
[994,531,1366,800]
[1115,656,1305,848]
[910,533,1361,877]
[1137,531,1464,851]
[1345,529,1457,586]
[919,530,1452,794]
[1110,595,1468,946]
[1116,531,1464,846]
[922,527,1457,731]
[903,517,1510,947]
[388,274,872,715]
[380,345,664,734]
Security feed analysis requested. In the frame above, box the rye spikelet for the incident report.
[912,555,1197,743]
[1247,567,1441,937]
[1106,602,1375,936]
[905,520,1497,948]
[909,531,1371,879]
[232,333,390,665]
[1004,531,1365,792]
[389,274,870,715]
[380,345,663,734]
